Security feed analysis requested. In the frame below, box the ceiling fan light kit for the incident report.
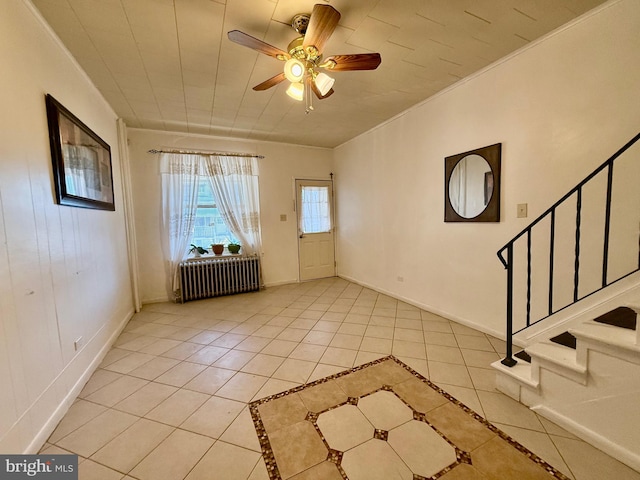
[227,4,381,113]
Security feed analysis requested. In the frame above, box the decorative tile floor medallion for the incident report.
[249,356,570,480]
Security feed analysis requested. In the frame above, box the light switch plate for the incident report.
[517,203,528,218]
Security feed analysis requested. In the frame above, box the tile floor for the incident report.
[40,278,640,480]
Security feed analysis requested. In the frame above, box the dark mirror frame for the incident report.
[444,143,501,222]
[45,94,115,211]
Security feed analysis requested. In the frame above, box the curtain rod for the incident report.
[148,148,264,159]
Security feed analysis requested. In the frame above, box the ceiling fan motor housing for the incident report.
[291,13,310,34]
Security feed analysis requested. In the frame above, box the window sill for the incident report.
[185,253,242,261]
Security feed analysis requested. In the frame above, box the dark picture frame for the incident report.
[444,143,501,223]
[45,94,115,211]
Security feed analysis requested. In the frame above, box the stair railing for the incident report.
[497,132,640,366]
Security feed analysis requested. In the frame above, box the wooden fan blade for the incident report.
[253,72,286,91]
[302,4,341,54]
[323,53,382,71]
[310,81,334,99]
[228,30,290,60]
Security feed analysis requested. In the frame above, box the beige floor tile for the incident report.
[188,330,225,345]
[428,361,473,388]
[302,331,334,346]
[289,343,327,362]
[493,422,574,479]
[234,335,273,352]
[392,340,427,359]
[342,438,412,480]
[269,421,328,479]
[369,316,395,327]
[211,333,248,348]
[319,347,357,368]
[266,316,295,328]
[538,416,579,440]
[312,320,341,333]
[439,384,485,415]
[55,409,138,457]
[113,381,178,416]
[365,325,394,339]
[427,345,465,364]
[344,313,370,324]
[422,320,453,333]
[117,335,160,352]
[276,328,309,342]
[48,399,107,444]
[394,327,424,343]
[183,366,236,395]
[140,338,188,355]
[261,339,298,357]
[78,369,122,398]
[186,441,261,480]
[154,361,207,387]
[551,436,640,480]
[130,429,214,480]
[219,407,261,452]
[215,372,269,402]
[450,323,485,337]
[237,353,283,377]
[213,349,257,370]
[99,348,133,368]
[461,349,501,368]
[357,390,413,431]
[359,336,392,354]
[329,333,363,350]
[91,418,174,473]
[230,323,262,335]
[210,320,242,333]
[145,389,210,426]
[253,378,300,401]
[467,366,497,392]
[395,318,423,330]
[128,356,181,380]
[395,356,429,379]
[181,395,245,438]
[253,325,285,339]
[476,390,544,432]
[289,318,318,329]
[424,332,458,347]
[317,404,374,451]
[388,420,458,477]
[272,358,317,383]
[372,307,396,318]
[354,351,386,366]
[307,363,345,382]
[455,334,495,352]
[161,342,204,360]
[77,459,124,480]
[337,323,367,335]
[85,375,149,407]
[186,345,230,365]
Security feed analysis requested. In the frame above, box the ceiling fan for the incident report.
[228,4,382,112]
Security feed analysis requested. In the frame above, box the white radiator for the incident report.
[178,255,260,302]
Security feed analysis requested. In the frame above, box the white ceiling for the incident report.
[32,0,606,148]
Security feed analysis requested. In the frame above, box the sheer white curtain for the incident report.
[160,153,201,300]
[202,156,263,256]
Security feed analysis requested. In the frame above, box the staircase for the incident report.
[493,306,640,471]
[491,132,640,472]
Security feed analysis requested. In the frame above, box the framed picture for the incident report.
[45,94,115,211]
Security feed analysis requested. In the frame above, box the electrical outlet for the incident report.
[74,337,83,351]
[517,203,528,218]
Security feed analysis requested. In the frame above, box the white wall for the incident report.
[126,129,333,303]
[0,0,133,452]
[334,0,640,337]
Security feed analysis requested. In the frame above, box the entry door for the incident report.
[296,179,335,281]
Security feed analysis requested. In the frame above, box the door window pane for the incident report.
[301,186,331,233]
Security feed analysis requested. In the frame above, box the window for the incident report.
[300,185,331,233]
[191,179,238,248]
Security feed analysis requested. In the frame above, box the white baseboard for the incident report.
[533,404,640,472]
[337,274,504,340]
[24,308,134,453]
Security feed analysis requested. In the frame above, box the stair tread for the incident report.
[570,322,639,351]
[549,331,577,349]
[593,306,636,330]
[526,341,585,372]
[514,350,531,363]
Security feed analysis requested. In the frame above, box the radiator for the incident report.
[178,255,260,302]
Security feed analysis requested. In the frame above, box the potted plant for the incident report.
[189,244,208,257]
[227,242,241,254]
[210,243,224,255]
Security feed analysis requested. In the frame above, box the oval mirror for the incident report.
[448,154,492,218]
